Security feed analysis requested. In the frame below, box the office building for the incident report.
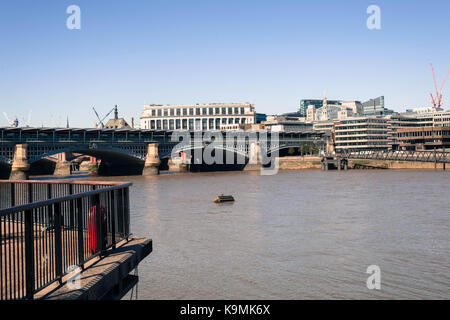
[140,103,256,131]
[334,117,389,151]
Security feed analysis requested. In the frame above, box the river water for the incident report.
[89,170,449,299]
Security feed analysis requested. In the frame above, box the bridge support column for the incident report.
[168,158,189,172]
[244,142,262,171]
[54,152,72,176]
[143,143,160,176]
[10,144,30,180]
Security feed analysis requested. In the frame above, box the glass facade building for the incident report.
[299,99,342,117]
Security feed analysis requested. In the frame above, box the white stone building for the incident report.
[140,103,256,131]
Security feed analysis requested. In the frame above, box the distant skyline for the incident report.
[0,0,449,127]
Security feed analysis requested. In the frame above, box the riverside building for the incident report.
[140,103,256,131]
[334,117,389,152]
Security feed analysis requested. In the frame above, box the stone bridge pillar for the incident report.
[326,133,335,155]
[54,152,71,176]
[10,144,30,180]
[244,142,262,171]
[168,156,189,172]
[143,143,160,175]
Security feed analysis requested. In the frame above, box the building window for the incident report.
[202,119,207,130]
[182,119,187,129]
[228,107,232,115]
[170,109,174,116]
[221,107,226,115]
[151,109,156,116]
[189,108,194,116]
[183,108,187,116]
[164,109,168,117]
[157,109,162,117]
[215,107,220,115]
[169,119,174,130]
[215,118,220,129]
[163,120,168,130]
[234,107,239,114]
[196,108,201,116]
[189,118,194,130]
[209,108,213,115]
[150,120,155,129]
[240,107,244,114]
[176,119,181,129]
[202,108,207,115]
[156,120,161,130]
[209,118,214,129]
[176,109,181,116]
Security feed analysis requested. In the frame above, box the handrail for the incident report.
[0,180,132,300]
[0,182,132,216]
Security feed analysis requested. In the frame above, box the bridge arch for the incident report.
[28,147,146,176]
[27,146,146,164]
[163,144,249,172]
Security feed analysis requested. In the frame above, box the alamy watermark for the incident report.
[66,5,81,30]
[66,265,82,290]
[366,5,381,30]
[366,265,381,290]
[170,130,280,175]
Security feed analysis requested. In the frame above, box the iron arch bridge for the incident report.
[0,127,326,164]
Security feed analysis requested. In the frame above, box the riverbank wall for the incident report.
[277,156,447,170]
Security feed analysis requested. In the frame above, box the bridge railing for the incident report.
[337,149,450,163]
[0,180,131,300]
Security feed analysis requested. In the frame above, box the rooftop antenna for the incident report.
[430,63,450,108]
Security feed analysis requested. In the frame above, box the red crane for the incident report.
[430,63,450,109]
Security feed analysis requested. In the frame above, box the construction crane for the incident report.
[430,63,450,109]
[92,106,115,128]
[3,112,19,127]
[22,110,32,127]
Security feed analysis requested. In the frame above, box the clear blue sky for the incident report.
[0,0,449,127]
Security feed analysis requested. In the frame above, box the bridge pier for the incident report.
[168,158,189,172]
[243,142,262,171]
[10,144,30,180]
[53,152,72,176]
[143,143,160,176]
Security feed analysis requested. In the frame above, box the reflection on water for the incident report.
[80,170,449,299]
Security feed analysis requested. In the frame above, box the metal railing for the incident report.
[0,180,131,300]
[338,149,450,163]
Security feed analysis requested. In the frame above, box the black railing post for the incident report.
[28,183,33,204]
[10,183,15,208]
[77,197,84,268]
[124,187,130,239]
[117,189,124,238]
[24,209,34,300]
[68,184,75,230]
[54,203,63,282]
[94,193,102,255]
[111,190,117,249]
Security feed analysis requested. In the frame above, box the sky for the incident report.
[0,0,449,127]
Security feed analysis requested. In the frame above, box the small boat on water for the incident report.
[214,194,235,203]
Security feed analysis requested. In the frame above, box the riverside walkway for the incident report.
[0,180,152,300]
